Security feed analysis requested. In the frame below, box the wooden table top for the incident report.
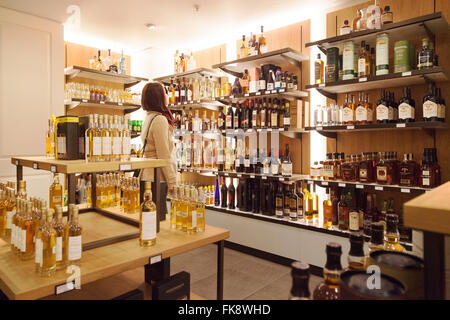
[0,213,229,300]
[11,156,169,174]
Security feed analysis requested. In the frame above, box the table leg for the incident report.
[217,240,224,300]
[68,174,76,205]
[16,165,23,190]
[154,167,164,223]
[91,173,97,209]
[424,231,445,300]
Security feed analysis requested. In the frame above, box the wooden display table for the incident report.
[0,218,229,300]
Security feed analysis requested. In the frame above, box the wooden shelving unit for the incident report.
[153,67,223,84]
[64,66,148,88]
[64,98,141,114]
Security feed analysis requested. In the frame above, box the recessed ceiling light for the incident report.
[145,24,156,30]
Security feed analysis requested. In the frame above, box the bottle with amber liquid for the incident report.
[67,206,82,265]
[20,201,35,261]
[347,233,366,270]
[275,183,284,219]
[421,148,441,188]
[313,243,343,300]
[338,195,349,231]
[323,188,333,228]
[53,205,66,270]
[40,209,57,277]
[140,182,157,246]
[315,54,325,85]
[49,173,62,211]
[376,152,390,185]
[359,152,374,182]
[303,185,314,225]
[399,153,419,186]
[384,214,405,252]
[312,184,319,223]
[342,155,356,182]
[289,261,311,300]
[369,222,385,253]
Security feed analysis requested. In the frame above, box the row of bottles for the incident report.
[173,51,197,73]
[88,48,127,75]
[237,26,268,59]
[0,181,82,277]
[168,184,206,234]
[311,148,441,188]
[290,222,406,300]
[64,82,139,105]
[340,0,392,35]
[84,114,132,162]
[166,76,225,103]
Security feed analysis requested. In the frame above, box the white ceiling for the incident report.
[0,0,366,54]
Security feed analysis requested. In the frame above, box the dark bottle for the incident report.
[423,83,439,122]
[289,261,311,300]
[259,69,266,93]
[266,69,275,91]
[175,79,181,103]
[234,103,241,129]
[359,152,374,183]
[313,243,343,300]
[271,98,279,129]
[218,106,226,130]
[241,100,249,129]
[228,179,236,209]
[250,99,257,128]
[278,99,285,129]
[254,148,262,174]
[369,222,385,253]
[347,233,365,271]
[284,100,291,129]
[398,208,412,243]
[376,89,389,124]
[341,155,355,182]
[260,98,267,128]
[399,153,419,186]
[338,194,349,231]
[220,177,228,208]
[275,183,284,219]
[398,87,415,123]
[363,194,373,236]
[289,183,298,221]
[232,77,242,96]
[252,180,260,214]
[378,199,387,227]
[266,98,273,128]
[281,143,293,177]
[180,78,187,103]
[237,178,246,211]
[331,187,339,226]
[245,179,253,212]
[421,148,440,188]
[437,88,446,122]
[296,182,304,220]
[226,104,234,130]
[376,152,394,185]
[214,178,220,206]
[390,92,398,123]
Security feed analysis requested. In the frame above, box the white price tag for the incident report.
[244,94,249,97]
[100,101,105,104]
[279,178,285,181]
[272,90,277,94]
[356,184,364,189]
[265,91,271,95]
[15,160,19,166]
[250,175,255,178]
[339,183,346,187]
[347,126,355,130]
[318,84,326,88]
[33,163,38,170]
[189,101,193,104]
[262,176,267,180]
[184,102,187,105]
[401,188,411,193]
[55,281,76,295]
[375,186,384,191]
[322,181,329,186]
[150,255,162,264]
[317,127,323,130]
[118,102,123,106]
[267,129,272,132]
[197,100,201,103]
[119,164,132,171]
[196,170,200,173]
[51,165,57,173]
[177,103,181,105]
[359,77,368,82]
[237,174,242,177]
[396,123,406,128]
[402,71,412,77]
[279,89,285,93]
[224,173,229,176]
[256,92,261,96]
[230,95,234,99]
[82,99,88,103]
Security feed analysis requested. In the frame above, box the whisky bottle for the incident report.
[68,206,82,265]
[303,185,313,225]
[140,181,157,245]
[187,187,197,235]
[111,115,122,161]
[418,38,434,70]
[289,183,298,221]
[40,209,57,277]
[0,190,6,238]
[313,243,342,300]
[423,83,439,122]
[399,153,419,186]
[181,186,190,231]
[46,118,55,158]
[85,114,94,162]
[20,201,34,260]
[169,187,178,229]
[35,207,47,273]
[175,186,183,230]
[53,205,66,270]
[398,87,415,123]
[100,114,112,161]
[347,233,365,270]
[196,187,206,232]
[342,94,354,125]
[355,91,368,124]
[49,173,63,210]
[338,194,349,231]
[275,183,284,219]
[384,214,405,252]
[349,206,359,232]
[289,262,311,300]
[315,54,325,85]
[376,89,389,124]
[90,114,102,162]
[323,188,333,228]
[281,143,293,177]
[312,184,319,223]
[259,26,268,54]
[368,222,385,253]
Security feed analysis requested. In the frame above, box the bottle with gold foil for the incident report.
[17,180,27,200]
[49,173,63,211]
[40,209,57,277]
[187,187,197,234]
[196,187,206,232]
[140,181,157,246]
[67,206,82,266]
[384,214,405,252]
[35,208,47,274]
[53,205,66,270]
[20,201,35,260]
[313,243,342,300]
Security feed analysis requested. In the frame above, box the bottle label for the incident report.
[358,59,366,76]
[35,238,42,265]
[6,210,13,229]
[259,80,266,91]
[271,113,278,127]
[57,136,66,154]
[275,81,281,89]
[53,195,62,204]
[191,210,197,228]
[388,106,394,121]
[123,137,131,155]
[68,235,82,261]
[181,90,186,97]
[20,228,26,252]
[263,165,270,174]
[267,83,274,91]
[284,117,291,126]
[85,137,90,156]
[93,137,102,156]
[343,43,355,75]
[355,106,368,121]
[359,168,368,179]
[252,112,257,127]
[376,105,389,121]
[349,211,359,231]
[310,168,321,177]
[399,103,414,120]
[377,166,388,181]
[244,159,250,168]
[422,177,430,186]
[282,163,292,176]
[271,164,279,175]
[315,62,322,82]
[141,209,157,241]
[56,236,63,261]
[102,137,112,155]
[113,137,122,155]
[342,107,353,122]
[423,100,438,118]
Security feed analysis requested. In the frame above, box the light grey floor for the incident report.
[171,244,322,300]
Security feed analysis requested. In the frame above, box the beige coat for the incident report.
[140,111,177,189]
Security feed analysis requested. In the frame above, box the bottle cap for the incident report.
[291,261,310,279]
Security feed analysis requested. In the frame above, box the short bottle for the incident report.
[368,222,385,253]
[384,214,405,252]
[289,261,311,300]
[347,233,366,271]
[313,243,342,300]
[340,20,351,35]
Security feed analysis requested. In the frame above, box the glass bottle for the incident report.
[399,153,419,186]
[259,26,268,54]
[384,214,405,252]
[281,143,292,177]
[289,183,298,221]
[303,185,314,225]
[228,179,236,210]
[359,152,374,182]
[323,188,333,228]
[140,181,157,246]
[46,118,55,158]
[196,187,206,232]
[381,6,393,25]
[53,205,65,270]
[35,206,47,273]
[40,209,57,277]
[342,94,354,125]
[187,187,197,235]
[67,206,82,265]
[313,243,342,300]
[355,91,368,124]
[20,201,34,261]
[49,173,63,211]
[289,262,311,300]
[315,54,325,85]
[376,151,394,185]
[340,20,351,35]
[353,9,362,31]
[338,194,349,231]
[369,222,385,253]
[418,38,434,70]
[312,185,319,223]
[347,233,366,270]
[358,41,370,78]
[423,82,439,122]
[296,182,304,220]
[275,183,284,219]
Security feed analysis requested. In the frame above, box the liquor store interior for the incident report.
[0,0,449,301]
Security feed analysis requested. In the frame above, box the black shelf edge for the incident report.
[205,205,413,251]
[305,121,448,133]
[304,178,432,195]
[305,12,448,48]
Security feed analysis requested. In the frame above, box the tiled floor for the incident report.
[45,244,322,300]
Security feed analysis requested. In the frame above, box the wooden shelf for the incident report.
[64,66,148,88]
[153,68,222,84]
[304,177,432,195]
[306,12,449,52]
[11,156,169,174]
[218,88,309,102]
[168,98,224,111]
[64,98,141,114]
[213,47,309,78]
[404,181,450,235]
[177,168,307,182]
[306,68,448,99]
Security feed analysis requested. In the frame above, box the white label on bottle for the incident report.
[375,186,384,191]
[20,229,26,252]
[355,106,367,121]
[398,103,414,120]
[244,159,250,168]
[263,166,270,174]
[284,118,290,126]
[388,106,394,121]
[259,80,266,91]
[92,137,102,156]
[57,136,66,154]
[267,83,274,91]
[102,137,112,155]
[282,163,292,176]
[423,170,430,176]
[85,137,90,156]
[310,169,321,177]
[358,58,366,75]
[142,210,156,241]
[423,101,438,118]
[181,90,186,97]
[113,137,122,155]
[343,107,353,122]
[6,211,13,229]
[123,137,131,155]
[349,212,359,231]
[192,210,197,228]
[35,238,42,265]
[271,164,279,175]
[235,158,240,167]
[275,81,281,89]
[377,105,389,121]
[422,178,430,186]
[68,235,82,261]
[56,237,62,261]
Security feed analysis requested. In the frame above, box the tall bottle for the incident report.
[221,178,228,208]
[99,115,111,161]
[40,209,57,277]
[315,54,325,84]
[35,207,47,273]
[67,206,82,265]
[323,188,333,228]
[187,187,197,235]
[196,187,206,232]
[313,243,343,300]
[289,262,311,300]
[228,179,236,210]
[111,115,122,161]
[259,26,268,54]
[281,143,293,177]
[49,173,63,211]
[46,118,55,158]
[140,182,157,246]
[398,87,415,123]
[303,185,314,225]
[53,205,66,270]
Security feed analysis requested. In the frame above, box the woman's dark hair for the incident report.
[141,82,175,127]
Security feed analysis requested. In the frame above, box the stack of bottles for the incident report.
[120,176,141,214]
[95,173,123,210]
[166,76,226,103]
[311,148,441,188]
[0,181,82,277]
[84,114,132,162]
[168,184,206,234]
[173,51,197,73]
[88,48,127,75]
[64,82,139,105]
[237,25,268,58]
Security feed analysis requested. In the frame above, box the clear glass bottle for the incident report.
[35,205,47,273]
[67,206,82,265]
[40,209,57,277]
[140,182,157,246]
[20,201,34,261]
[53,205,66,270]
[197,187,206,232]
[313,243,342,300]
